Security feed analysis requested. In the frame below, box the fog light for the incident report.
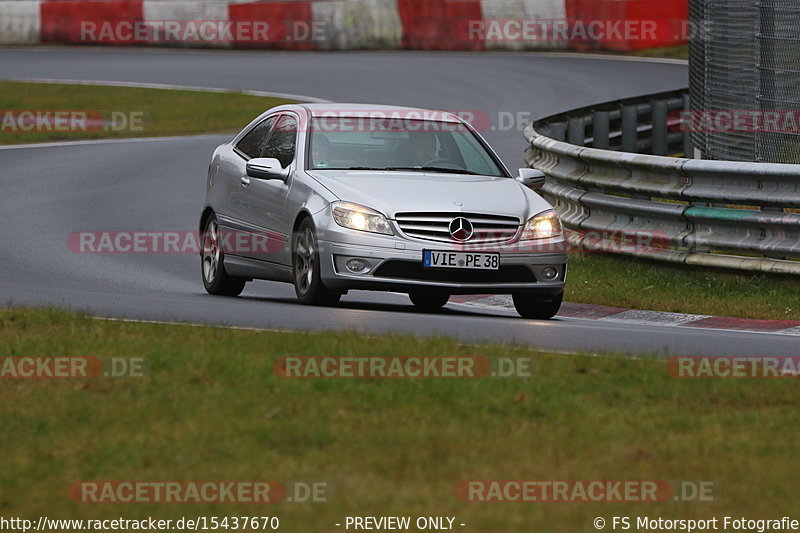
[542,267,558,280]
[346,258,368,273]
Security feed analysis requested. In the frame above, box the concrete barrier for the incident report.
[312,0,402,50]
[0,0,688,51]
[0,0,39,44]
[480,0,566,50]
[143,0,231,24]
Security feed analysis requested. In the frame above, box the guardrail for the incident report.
[524,89,800,275]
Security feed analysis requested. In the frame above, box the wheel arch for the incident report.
[292,209,314,235]
[199,207,215,233]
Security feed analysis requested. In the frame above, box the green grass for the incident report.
[1,308,799,530]
[630,44,689,60]
[0,81,294,144]
[554,44,688,60]
[566,252,799,320]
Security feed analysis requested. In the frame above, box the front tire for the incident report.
[512,291,563,319]
[409,291,450,311]
[292,218,341,306]
[201,215,247,296]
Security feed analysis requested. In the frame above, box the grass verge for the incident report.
[629,44,689,60]
[0,81,294,144]
[1,307,798,531]
[566,252,799,320]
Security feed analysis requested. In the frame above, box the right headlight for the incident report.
[332,202,394,236]
[520,210,563,240]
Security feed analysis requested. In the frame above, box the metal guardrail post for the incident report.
[549,122,566,142]
[651,100,668,156]
[592,110,610,149]
[682,93,693,158]
[621,105,638,153]
[568,117,585,146]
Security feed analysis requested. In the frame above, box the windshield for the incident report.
[308,117,506,177]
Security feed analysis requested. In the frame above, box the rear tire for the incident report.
[201,215,247,296]
[292,218,341,306]
[409,291,450,311]
[512,291,563,319]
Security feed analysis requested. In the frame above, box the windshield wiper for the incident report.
[320,166,482,175]
[314,167,390,171]
[385,166,480,175]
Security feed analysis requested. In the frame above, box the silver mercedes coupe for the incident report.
[199,104,567,318]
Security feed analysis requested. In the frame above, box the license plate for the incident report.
[423,250,499,270]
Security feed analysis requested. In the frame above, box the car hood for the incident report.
[305,170,552,220]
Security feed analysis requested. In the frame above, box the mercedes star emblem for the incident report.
[449,217,474,241]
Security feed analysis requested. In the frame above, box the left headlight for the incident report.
[520,210,563,240]
[332,202,394,236]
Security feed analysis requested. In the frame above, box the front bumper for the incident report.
[315,220,567,296]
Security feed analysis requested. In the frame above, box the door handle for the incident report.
[241,176,251,186]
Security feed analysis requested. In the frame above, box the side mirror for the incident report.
[517,168,546,192]
[246,158,288,181]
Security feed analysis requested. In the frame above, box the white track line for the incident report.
[0,134,228,150]
[91,315,589,355]
[521,51,687,65]
[92,316,302,335]
[450,300,800,337]
[6,77,331,103]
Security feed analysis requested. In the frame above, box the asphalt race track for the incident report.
[1,47,795,356]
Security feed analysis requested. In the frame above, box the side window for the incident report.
[263,114,298,168]
[235,116,277,159]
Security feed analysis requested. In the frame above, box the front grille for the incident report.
[394,212,520,244]
[372,261,537,283]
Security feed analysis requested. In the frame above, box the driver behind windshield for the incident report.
[312,133,332,167]
[405,132,438,167]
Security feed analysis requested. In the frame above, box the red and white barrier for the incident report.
[0,0,687,51]
[41,0,143,45]
[397,0,484,51]
[565,0,688,51]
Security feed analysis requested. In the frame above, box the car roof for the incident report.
[298,103,463,123]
